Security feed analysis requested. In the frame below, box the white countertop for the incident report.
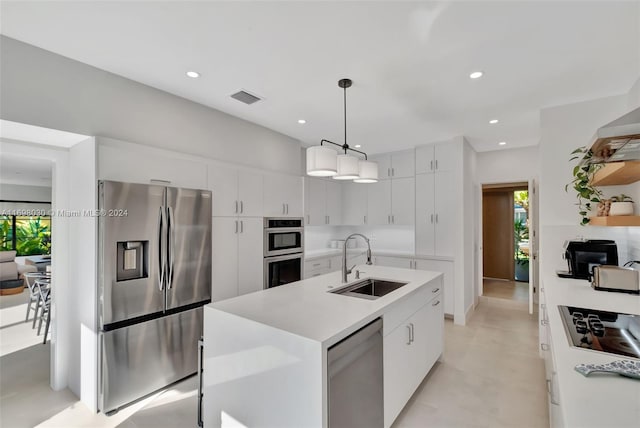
[544,277,640,428]
[207,265,441,345]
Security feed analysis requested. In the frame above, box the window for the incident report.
[0,215,51,256]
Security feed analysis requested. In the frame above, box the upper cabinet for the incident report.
[415,141,457,174]
[208,164,263,217]
[342,181,368,225]
[304,178,343,225]
[264,174,303,218]
[373,150,415,179]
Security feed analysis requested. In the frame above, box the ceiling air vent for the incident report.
[230,90,261,105]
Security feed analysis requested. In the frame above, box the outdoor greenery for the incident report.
[0,216,51,256]
[565,146,603,225]
[514,190,530,268]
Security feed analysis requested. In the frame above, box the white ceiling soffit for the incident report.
[0,154,52,187]
[1,1,639,153]
[0,120,90,148]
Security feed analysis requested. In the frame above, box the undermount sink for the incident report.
[331,278,408,300]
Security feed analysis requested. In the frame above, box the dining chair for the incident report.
[24,272,47,323]
[35,280,51,343]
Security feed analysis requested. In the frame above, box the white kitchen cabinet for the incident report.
[98,142,207,189]
[373,150,415,179]
[414,258,454,316]
[264,174,303,217]
[208,165,263,217]
[374,255,453,316]
[383,288,443,427]
[367,180,392,225]
[366,178,414,225]
[415,141,458,174]
[342,181,368,225]
[304,178,343,225]
[212,217,264,300]
[415,170,456,257]
[391,177,415,225]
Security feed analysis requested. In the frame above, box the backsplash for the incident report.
[627,227,640,262]
[304,225,415,253]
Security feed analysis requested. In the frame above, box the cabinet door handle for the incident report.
[388,215,391,224]
[409,323,414,342]
[432,288,440,293]
[234,220,238,234]
[435,214,439,223]
[541,343,549,351]
[307,215,310,224]
[283,203,286,214]
[550,372,560,405]
[430,214,434,224]
[432,300,441,306]
[235,200,238,214]
[312,263,321,267]
[392,215,395,224]
[430,160,433,171]
[240,200,244,214]
[406,325,412,345]
[388,168,391,177]
[541,304,546,310]
[240,220,244,233]
[392,167,395,176]
[541,319,549,326]
[364,215,367,224]
[435,159,438,170]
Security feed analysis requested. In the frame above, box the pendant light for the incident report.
[305,78,378,183]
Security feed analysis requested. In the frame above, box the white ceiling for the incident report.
[1,1,638,154]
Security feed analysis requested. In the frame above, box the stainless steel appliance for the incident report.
[557,239,618,279]
[592,265,640,294]
[263,217,304,257]
[583,107,640,163]
[328,318,383,428]
[558,306,640,359]
[98,180,212,414]
[263,218,303,289]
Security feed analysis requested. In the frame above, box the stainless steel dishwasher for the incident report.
[328,318,383,428]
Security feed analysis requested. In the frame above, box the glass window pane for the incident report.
[14,216,51,256]
[0,216,13,251]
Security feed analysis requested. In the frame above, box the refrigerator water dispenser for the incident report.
[117,241,148,281]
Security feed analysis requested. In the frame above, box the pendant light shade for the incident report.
[354,159,379,183]
[333,154,360,180]
[306,145,337,177]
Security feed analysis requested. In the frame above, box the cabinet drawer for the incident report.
[383,276,442,335]
[304,266,331,279]
[304,258,331,272]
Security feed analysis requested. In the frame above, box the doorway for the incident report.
[482,183,529,303]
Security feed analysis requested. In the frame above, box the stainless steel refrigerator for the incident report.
[98,180,212,414]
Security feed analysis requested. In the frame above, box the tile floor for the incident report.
[1,292,548,428]
[483,278,530,302]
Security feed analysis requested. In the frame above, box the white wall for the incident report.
[475,146,539,185]
[0,36,302,175]
[0,183,51,202]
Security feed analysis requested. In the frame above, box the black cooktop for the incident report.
[558,306,640,359]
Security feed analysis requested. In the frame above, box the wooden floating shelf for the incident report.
[589,216,640,226]
[590,161,640,186]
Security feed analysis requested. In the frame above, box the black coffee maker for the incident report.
[557,240,618,280]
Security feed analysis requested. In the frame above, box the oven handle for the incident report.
[264,227,304,234]
[264,253,304,263]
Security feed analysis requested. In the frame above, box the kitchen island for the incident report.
[541,277,640,428]
[202,265,444,428]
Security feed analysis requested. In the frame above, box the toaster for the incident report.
[592,265,640,294]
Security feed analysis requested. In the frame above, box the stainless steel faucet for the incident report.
[342,233,373,283]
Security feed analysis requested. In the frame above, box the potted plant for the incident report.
[609,194,634,216]
[566,146,603,225]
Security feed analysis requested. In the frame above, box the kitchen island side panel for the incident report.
[203,306,323,428]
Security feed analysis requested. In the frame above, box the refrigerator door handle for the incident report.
[157,206,166,291]
[167,206,175,290]
[197,338,204,427]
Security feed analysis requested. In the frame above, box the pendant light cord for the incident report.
[343,84,348,153]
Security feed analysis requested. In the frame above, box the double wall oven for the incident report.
[263,218,304,289]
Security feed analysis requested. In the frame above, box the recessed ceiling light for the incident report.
[298,119,306,124]
[489,119,499,124]
[469,71,484,79]
[186,71,200,78]
[354,145,361,148]
[499,141,507,146]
